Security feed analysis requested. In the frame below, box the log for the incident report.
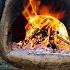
[57,35,70,45]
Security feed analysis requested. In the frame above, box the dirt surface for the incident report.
[0,57,18,70]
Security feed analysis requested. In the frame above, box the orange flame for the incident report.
[17,0,70,51]
[39,5,64,19]
[22,0,64,20]
[22,0,65,40]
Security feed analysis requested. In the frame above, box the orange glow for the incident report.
[17,0,70,52]
[22,0,64,20]
[39,5,64,19]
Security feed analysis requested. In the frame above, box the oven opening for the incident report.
[7,0,70,55]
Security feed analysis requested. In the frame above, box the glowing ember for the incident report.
[12,0,70,54]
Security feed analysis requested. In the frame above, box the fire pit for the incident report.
[0,0,70,69]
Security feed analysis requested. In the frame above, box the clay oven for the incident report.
[0,0,70,69]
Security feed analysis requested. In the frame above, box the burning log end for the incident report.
[56,35,70,45]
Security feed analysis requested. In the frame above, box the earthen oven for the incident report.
[0,0,70,70]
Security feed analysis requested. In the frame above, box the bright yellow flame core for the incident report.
[17,15,70,51]
[25,15,69,41]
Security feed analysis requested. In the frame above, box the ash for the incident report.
[11,42,70,55]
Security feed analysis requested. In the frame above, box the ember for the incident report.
[11,0,70,54]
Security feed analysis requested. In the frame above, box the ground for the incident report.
[0,57,18,70]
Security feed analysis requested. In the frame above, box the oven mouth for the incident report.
[9,15,70,55]
[1,1,70,69]
[1,0,70,57]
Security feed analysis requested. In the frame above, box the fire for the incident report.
[22,0,64,20]
[16,0,70,53]
[25,15,68,40]
[17,41,23,48]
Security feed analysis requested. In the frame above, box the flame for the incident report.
[17,41,23,47]
[17,0,70,52]
[22,0,65,40]
[22,0,64,20]
[25,15,68,40]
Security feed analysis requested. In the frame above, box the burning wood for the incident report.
[11,0,70,54]
[11,16,70,54]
